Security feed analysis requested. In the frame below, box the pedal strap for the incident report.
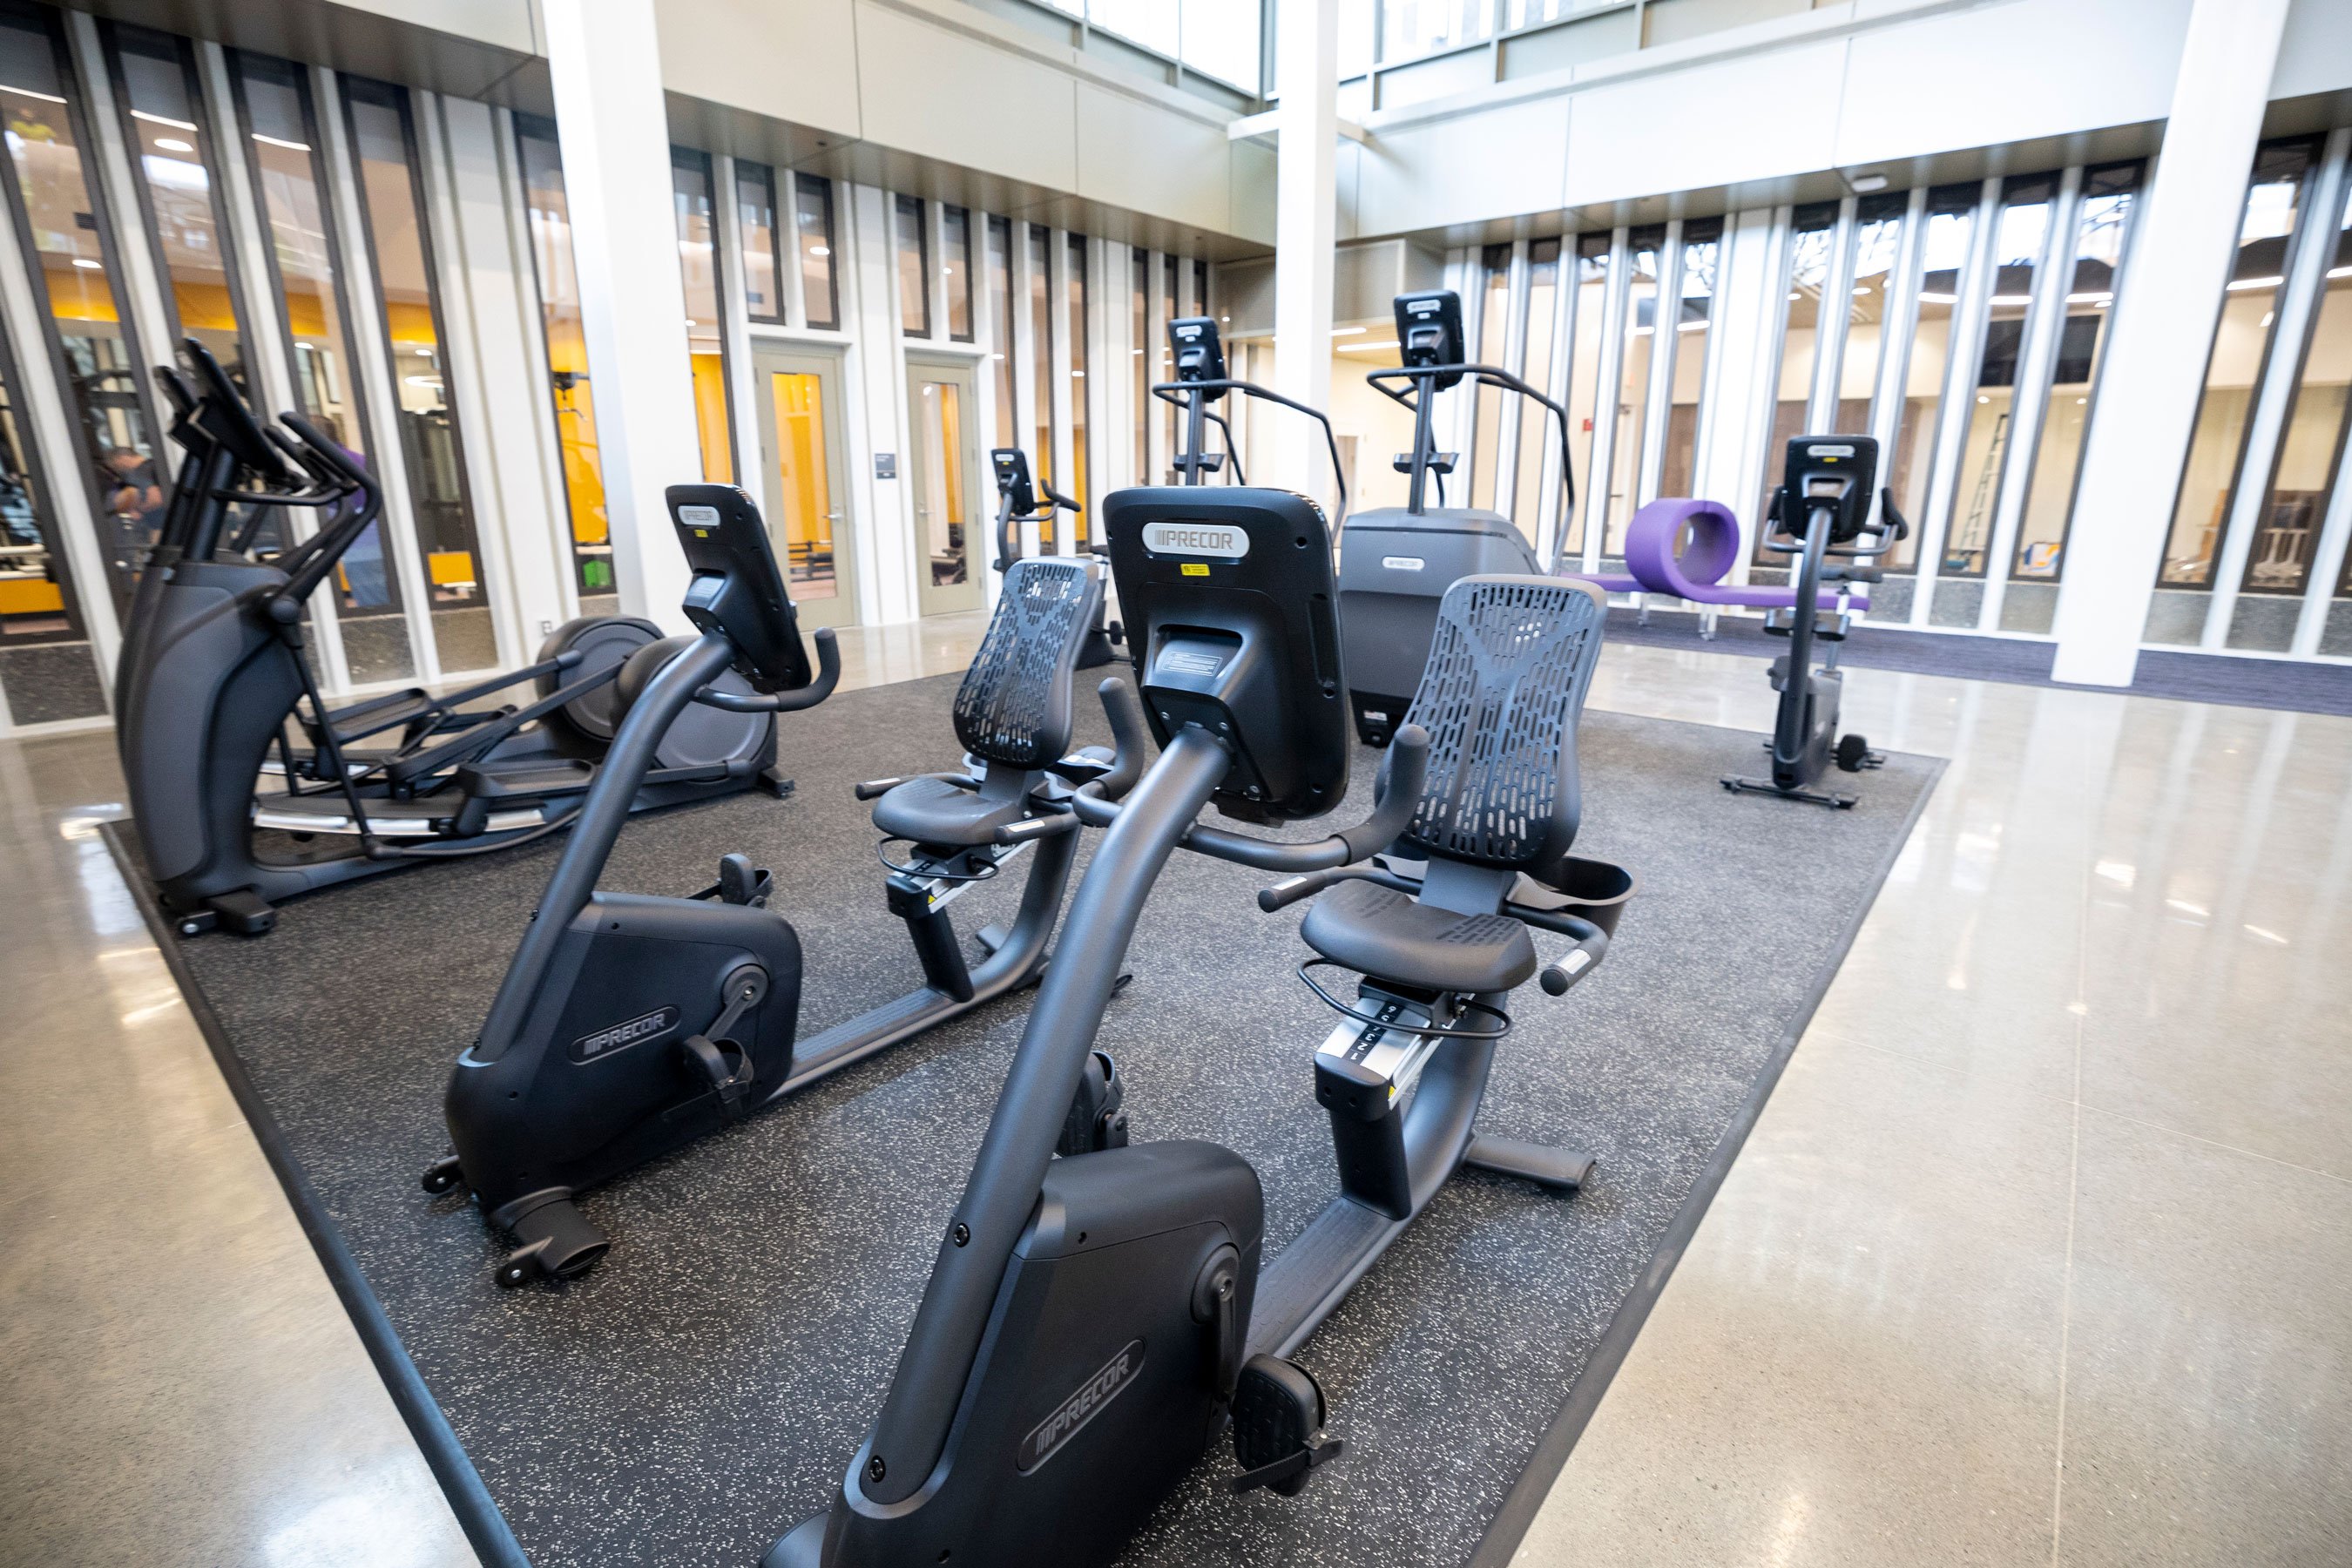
[681,1032,753,1119]
[1231,1438,1345,1496]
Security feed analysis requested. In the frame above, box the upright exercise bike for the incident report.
[1721,434,1909,809]
[430,483,1137,1287]
[769,483,1632,1568]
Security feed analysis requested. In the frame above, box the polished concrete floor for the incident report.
[2,616,2346,1566]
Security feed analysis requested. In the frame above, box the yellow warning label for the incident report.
[1179,562,1210,577]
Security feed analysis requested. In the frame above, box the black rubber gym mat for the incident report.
[117,672,1940,1568]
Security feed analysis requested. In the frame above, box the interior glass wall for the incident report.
[0,317,102,723]
[672,150,733,482]
[1604,225,1662,555]
[1659,217,1720,500]
[2150,139,2320,644]
[2002,162,2143,632]
[105,24,247,389]
[1885,184,1978,572]
[1510,236,1559,531]
[1557,233,1609,561]
[943,205,973,341]
[894,194,930,337]
[1468,242,1510,510]
[1027,224,1055,546]
[513,117,609,605]
[1065,232,1089,533]
[0,4,161,619]
[1835,194,1905,432]
[2238,175,2352,651]
[235,54,410,679]
[795,174,838,330]
[342,78,489,672]
[736,162,781,323]
[1754,201,1838,547]
[988,214,1014,445]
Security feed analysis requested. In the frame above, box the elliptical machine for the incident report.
[1339,288,1578,746]
[118,341,784,937]
[987,445,1118,669]
[1720,435,1909,809]
[431,483,1139,1287]
[767,483,1632,1568]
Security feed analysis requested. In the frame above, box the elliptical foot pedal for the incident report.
[1230,1355,1343,1497]
[494,1193,609,1287]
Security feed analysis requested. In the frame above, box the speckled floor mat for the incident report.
[118,673,1939,1568]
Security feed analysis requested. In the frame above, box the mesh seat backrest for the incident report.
[1393,576,1606,871]
[951,558,1101,768]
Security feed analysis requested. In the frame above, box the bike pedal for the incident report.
[1230,1354,1344,1497]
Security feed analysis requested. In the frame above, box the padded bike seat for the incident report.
[1300,879,1536,996]
[871,774,1028,848]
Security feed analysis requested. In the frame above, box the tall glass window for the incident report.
[1835,193,1906,432]
[1160,252,1179,481]
[895,194,930,337]
[795,173,838,331]
[2003,162,2143,629]
[1755,202,1838,544]
[105,24,247,389]
[1558,233,1609,560]
[1511,237,1560,529]
[0,321,104,723]
[514,117,609,605]
[342,78,489,673]
[1659,217,1720,499]
[1066,232,1089,534]
[1027,225,1055,548]
[672,150,732,482]
[235,54,409,679]
[988,214,1014,446]
[1468,243,1511,510]
[2155,139,2320,618]
[735,161,781,324]
[1605,225,1663,555]
[0,5,161,618]
[2240,177,2352,649]
[1132,246,1147,482]
[1886,185,1979,571]
[943,204,973,341]
[1939,172,2058,597]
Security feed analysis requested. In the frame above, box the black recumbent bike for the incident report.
[768,481,1634,1568]
[1721,433,1912,809]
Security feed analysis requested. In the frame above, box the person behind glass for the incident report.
[100,445,164,577]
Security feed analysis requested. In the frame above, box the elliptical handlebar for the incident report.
[695,627,841,713]
[1369,361,1576,531]
[267,413,383,622]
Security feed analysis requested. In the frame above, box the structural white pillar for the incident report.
[2050,0,2295,686]
[543,0,700,629]
[1272,0,1338,506]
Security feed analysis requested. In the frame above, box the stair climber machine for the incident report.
[118,341,784,937]
[1154,314,1349,512]
[1720,435,1910,808]
[988,444,1119,668]
[429,483,1145,1287]
[1339,288,1579,746]
[767,483,1634,1568]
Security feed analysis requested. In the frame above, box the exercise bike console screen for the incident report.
[1774,435,1880,545]
[990,447,1038,515]
[1101,485,1350,821]
[1394,289,1467,390]
[666,483,814,693]
[1168,316,1228,398]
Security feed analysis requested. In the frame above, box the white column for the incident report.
[1271,0,1338,501]
[2051,0,2295,686]
[543,0,700,630]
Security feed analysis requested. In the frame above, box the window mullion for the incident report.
[1806,196,1859,429]
[1578,227,1630,571]
[1535,233,1579,565]
[1492,236,1529,514]
[711,152,764,506]
[1978,165,2084,632]
[1868,186,1930,499]
[2291,137,2352,654]
[1637,219,1682,508]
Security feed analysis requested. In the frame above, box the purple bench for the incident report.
[1565,497,1869,612]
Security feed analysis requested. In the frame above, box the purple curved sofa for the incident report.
[1566,497,1868,612]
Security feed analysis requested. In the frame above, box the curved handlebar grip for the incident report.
[1257,868,1340,913]
[1877,486,1913,541]
[1042,483,1081,513]
[695,627,841,713]
[1335,724,1429,863]
[1092,677,1150,802]
[1538,919,1610,997]
[854,775,909,801]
